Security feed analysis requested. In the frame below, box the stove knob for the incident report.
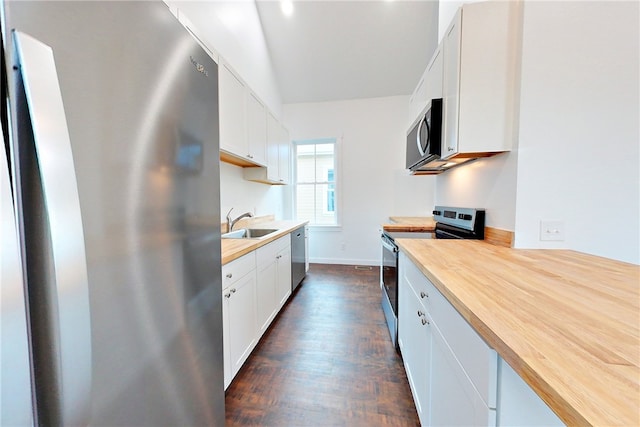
[432,210,441,216]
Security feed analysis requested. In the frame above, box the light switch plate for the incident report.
[540,220,565,241]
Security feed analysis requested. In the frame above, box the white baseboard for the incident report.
[309,257,379,266]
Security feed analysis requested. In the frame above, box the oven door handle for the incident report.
[381,236,399,253]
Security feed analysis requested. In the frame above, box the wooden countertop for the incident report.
[382,216,436,232]
[221,220,308,265]
[396,239,640,427]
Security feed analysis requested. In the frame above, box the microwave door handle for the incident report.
[14,30,92,426]
[416,115,427,156]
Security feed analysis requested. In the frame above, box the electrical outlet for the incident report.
[540,221,565,241]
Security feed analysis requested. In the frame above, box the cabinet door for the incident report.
[441,9,462,159]
[278,125,290,184]
[398,277,432,426]
[222,288,231,389]
[225,271,258,380]
[276,246,292,307]
[246,92,267,166]
[431,323,496,427]
[256,259,278,335]
[497,358,564,426]
[409,72,428,122]
[426,45,443,100]
[219,62,247,157]
[266,112,280,182]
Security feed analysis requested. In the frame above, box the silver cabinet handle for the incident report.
[420,291,428,299]
[224,293,231,299]
[417,310,424,317]
[422,318,429,326]
[14,31,91,426]
[230,288,236,293]
[226,273,232,278]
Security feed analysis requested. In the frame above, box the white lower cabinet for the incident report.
[222,234,295,389]
[222,253,257,389]
[256,235,291,335]
[430,324,496,426]
[256,258,277,334]
[398,272,432,426]
[399,252,565,426]
[276,245,292,307]
[399,252,496,426]
[497,358,564,426]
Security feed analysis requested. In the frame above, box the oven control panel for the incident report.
[432,206,485,232]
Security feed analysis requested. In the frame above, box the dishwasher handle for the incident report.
[381,234,398,253]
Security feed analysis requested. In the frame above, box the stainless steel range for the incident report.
[380,206,485,350]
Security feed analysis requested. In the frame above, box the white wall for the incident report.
[219,162,284,221]
[513,1,639,264]
[284,96,436,265]
[435,152,518,230]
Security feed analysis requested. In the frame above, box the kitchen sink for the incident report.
[221,228,279,239]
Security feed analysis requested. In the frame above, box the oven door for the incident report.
[381,233,399,349]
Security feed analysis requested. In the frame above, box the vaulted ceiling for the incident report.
[255,0,439,104]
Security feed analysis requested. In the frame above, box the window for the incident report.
[293,139,338,226]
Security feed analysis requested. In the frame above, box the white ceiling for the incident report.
[255,0,439,104]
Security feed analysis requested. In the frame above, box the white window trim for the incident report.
[292,137,342,227]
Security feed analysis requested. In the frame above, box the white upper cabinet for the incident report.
[441,1,520,160]
[246,91,268,166]
[219,60,247,158]
[266,111,280,182]
[219,60,269,167]
[244,112,289,185]
[408,70,428,125]
[425,44,443,100]
[277,124,290,185]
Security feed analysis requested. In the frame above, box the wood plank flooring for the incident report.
[225,264,420,426]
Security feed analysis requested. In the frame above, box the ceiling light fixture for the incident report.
[281,0,294,17]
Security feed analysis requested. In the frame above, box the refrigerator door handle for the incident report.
[14,31,92,425]
[1,123,34,427]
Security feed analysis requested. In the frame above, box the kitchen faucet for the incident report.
[226,208,253,232]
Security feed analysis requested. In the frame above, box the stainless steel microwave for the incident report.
[406,98,443,171]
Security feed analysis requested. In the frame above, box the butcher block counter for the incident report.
[382,216,436,233]
[221,220,307,265]
[396,238,639,426]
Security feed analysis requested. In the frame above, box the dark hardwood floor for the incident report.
[225,264,420,426]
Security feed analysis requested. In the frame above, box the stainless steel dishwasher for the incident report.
[291,226,306,291]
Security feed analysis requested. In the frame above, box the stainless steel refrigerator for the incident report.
[1,1,224,425]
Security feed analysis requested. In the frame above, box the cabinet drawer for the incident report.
[402,253,432,310]
[256,234,289,266]
[222,252,256,289]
